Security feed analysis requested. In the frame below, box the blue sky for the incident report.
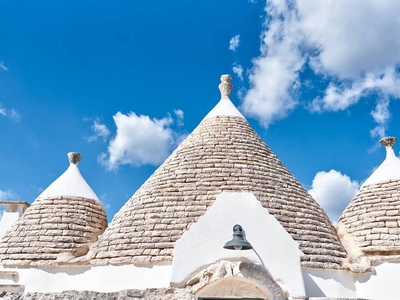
[1,0,400,223]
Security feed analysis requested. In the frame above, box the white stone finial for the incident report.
[68,152,82,165]
[380,137,397,148]
[218,74,233,98]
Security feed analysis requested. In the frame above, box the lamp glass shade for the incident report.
[223,224,253,250]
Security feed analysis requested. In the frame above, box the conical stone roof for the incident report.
[0,152,107,267]
[339,137,400,259]
[89,75,346,269]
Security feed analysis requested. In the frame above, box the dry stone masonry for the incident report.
[0,152,107,267]
[339,179,400,258]
[0,196,107,267]
[89,114,346,269]
[339,136,400,263]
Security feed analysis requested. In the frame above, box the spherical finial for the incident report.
[218,74,233,98]
[68,152,82,165]
[379,137,397,148]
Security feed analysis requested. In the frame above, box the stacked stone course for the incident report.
[0,196,107,267]
[339,179,400,257]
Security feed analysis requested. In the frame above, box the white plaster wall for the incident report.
[171,192,306,299]
[302,268,356,298]
[303,262,400,299]
[0,211,19,239]
[355,262,400,300]
[0,264,172,292]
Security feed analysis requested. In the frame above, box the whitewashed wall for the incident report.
[303,262,400,300]
[355,262,400,300]
[0,264,172,292]
[171,192,306,299]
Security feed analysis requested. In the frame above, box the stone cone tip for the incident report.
[379,137,397,148]
[218,74,233,98]
[68,152,82,165]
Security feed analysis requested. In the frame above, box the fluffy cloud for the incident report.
[242,0,400,135]
[298,1,400,79]
[241,0,304,128]
[85,118,111,142]
[99,111,184,170]
[308,170,359,224]
[229,35,240,51]
[310,68,400,138]
[0,105,21,122]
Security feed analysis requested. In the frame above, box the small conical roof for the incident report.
[361,137,400,187]
[89,75,346,269]
[0,153,107,267]
[339,137,400,260]
[37,152,99,201]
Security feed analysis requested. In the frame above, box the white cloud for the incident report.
[370,96,390,138]
[174,109,184,127]
[0,61,8,71]
[0,189,17,200]
[298,1,400,79]
[241,0,305,128]
[99,111,182,170]
[232,64,244,81]
[0,105,21,122]
[242,0,400,135]
[229,35,240,51]
[310,68,400,138]
[9,109,21,121]
[86,119,110,142]
[308,170,359,224]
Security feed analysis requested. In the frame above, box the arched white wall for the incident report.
[171,192,306,299]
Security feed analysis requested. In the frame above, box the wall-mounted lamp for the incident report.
[223,224,253,250]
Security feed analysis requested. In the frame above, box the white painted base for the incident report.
[303,261,400,300]
[355,261,400,300]
[0,264,172,293]
[302,268,357,298]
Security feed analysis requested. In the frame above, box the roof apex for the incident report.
[362,137,400,187]
[203,74,245,121]
[36,152,99,201]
